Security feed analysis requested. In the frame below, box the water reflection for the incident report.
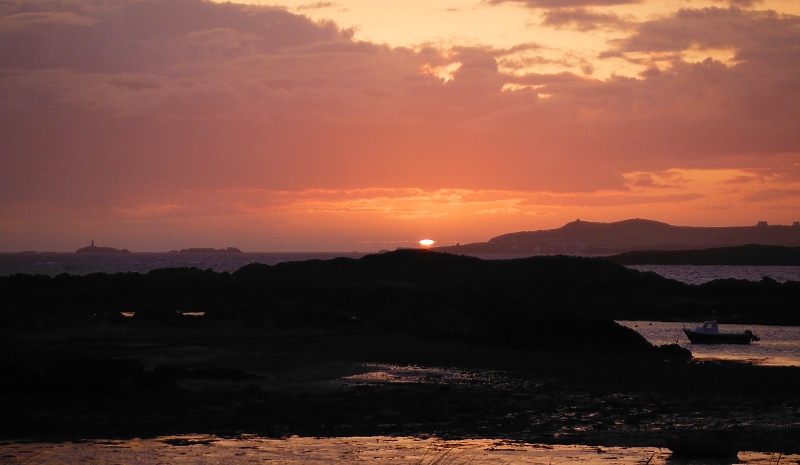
[335,363,502,386]
[2,436,796,465]
[626,265,800,285]
[618,321,800,366]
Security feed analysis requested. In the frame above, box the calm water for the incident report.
[628,265,800,285]
[1,436,796,465]
[0,252,366,277]
[618,321,800,366]
[2,252,800,285]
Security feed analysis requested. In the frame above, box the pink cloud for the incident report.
[1,0,800,250]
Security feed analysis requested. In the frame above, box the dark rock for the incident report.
[655,343,692,361]
[116,378,136,397]
[0,362,42,395]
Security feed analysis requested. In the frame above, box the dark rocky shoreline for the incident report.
[3,249,799,328]
[1,250,799,452]
[608,244,800,266]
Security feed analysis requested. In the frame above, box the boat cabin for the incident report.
[694,321,719,333]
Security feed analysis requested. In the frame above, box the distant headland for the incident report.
[435,218,800,255]
[75,241,131,254]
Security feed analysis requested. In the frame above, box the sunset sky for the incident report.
[2,0,800,252]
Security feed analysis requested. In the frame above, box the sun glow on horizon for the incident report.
[419,239,435,246]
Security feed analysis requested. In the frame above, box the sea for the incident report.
[626,264,800,285]
[0,252,367,277]
[3,252,800,283]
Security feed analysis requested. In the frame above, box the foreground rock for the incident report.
[1,330,798,453]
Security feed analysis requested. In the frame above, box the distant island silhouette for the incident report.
[75,240,131,254]
[167,247,243,254]
[436,218,800,255]
[73,243,244,254]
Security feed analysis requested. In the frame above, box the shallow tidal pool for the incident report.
[2,436,797,465]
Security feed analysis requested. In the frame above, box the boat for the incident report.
[682,320,759,344]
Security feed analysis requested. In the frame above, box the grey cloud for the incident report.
[487,0,640,9]
[493,42,543,56]
[720,175,759,185]
[628,173,682,189]
[589,6,800,140]
[728,0,764,7]
[613,6,800,68]
[541,8,631,31]
[297,2,337,10]
[743,189,800,202]
[0,0,352,72]
[519,193,706,207]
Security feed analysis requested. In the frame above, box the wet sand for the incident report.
[2,435,798,465]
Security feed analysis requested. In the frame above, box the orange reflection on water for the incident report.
[1,436,796,464]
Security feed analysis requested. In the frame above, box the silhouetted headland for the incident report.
[436,218,800,255]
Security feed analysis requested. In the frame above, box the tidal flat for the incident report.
[2,328,800,453]
[3,436,799,465]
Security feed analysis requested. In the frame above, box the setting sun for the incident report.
[419,239,435,247]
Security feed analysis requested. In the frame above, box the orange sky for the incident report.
[1,0,799,251]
